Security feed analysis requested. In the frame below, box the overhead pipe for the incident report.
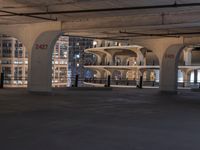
[119,31,180,38]
[120,31,200,37]
[64,31,200,40]
[63,35,129,41]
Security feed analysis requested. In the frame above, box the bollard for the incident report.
[75,75,79,87]
[152,81,155,87]
[0,73,4,88]
[139,75,143,88]
[107,75,111,87]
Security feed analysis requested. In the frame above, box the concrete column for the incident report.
[145,70,151,81]
[138,69,144,79]
[104,54,112,65]
[96,55,102,65]
[183,70,190,87]
[97,69,105,79]
[28,31,61,93]
[136,52,144,65]
[184,72,190,82]
[160,44,184,93]
[143,57,147,66]
[101,55,106,65]
[104,50,115,65]
[183,48,192,65]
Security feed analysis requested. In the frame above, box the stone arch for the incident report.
[178,46,200,66]
[0,22,62,92]
[28,31,63,92]
[160,44,185,92]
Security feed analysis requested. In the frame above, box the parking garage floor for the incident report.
[0,88,200,150]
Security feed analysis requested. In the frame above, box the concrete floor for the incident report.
[0,88,200,150]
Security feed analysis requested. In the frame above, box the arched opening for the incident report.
[52,36,68,88]
[113,50,137,66]
[51,35,93,88]
[84,52,100,66]
[112,70,122,80]
[190,70,200,82]
[177,70,184,83]
[115,57,122,66]
[140,48,160,87]
[127,57,137,66]
[112,70,122,85]
[126,70,137,80]
[178,46,200,88]
[145,50,160,66]
[84,69,94,79]
[141,69,159,87]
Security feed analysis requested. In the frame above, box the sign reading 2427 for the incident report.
[165,54,175,59]
[35,44,48,49]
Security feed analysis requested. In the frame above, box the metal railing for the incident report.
[83,77,159,88]
[0,74,199,89]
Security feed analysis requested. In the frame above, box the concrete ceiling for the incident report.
[1,0,200,41]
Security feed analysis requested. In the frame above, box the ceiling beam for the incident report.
[0,9,57,21]
[4,2,200,16]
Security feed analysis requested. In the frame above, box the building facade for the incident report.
[0,35,28,87]
[84,41,200,88]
